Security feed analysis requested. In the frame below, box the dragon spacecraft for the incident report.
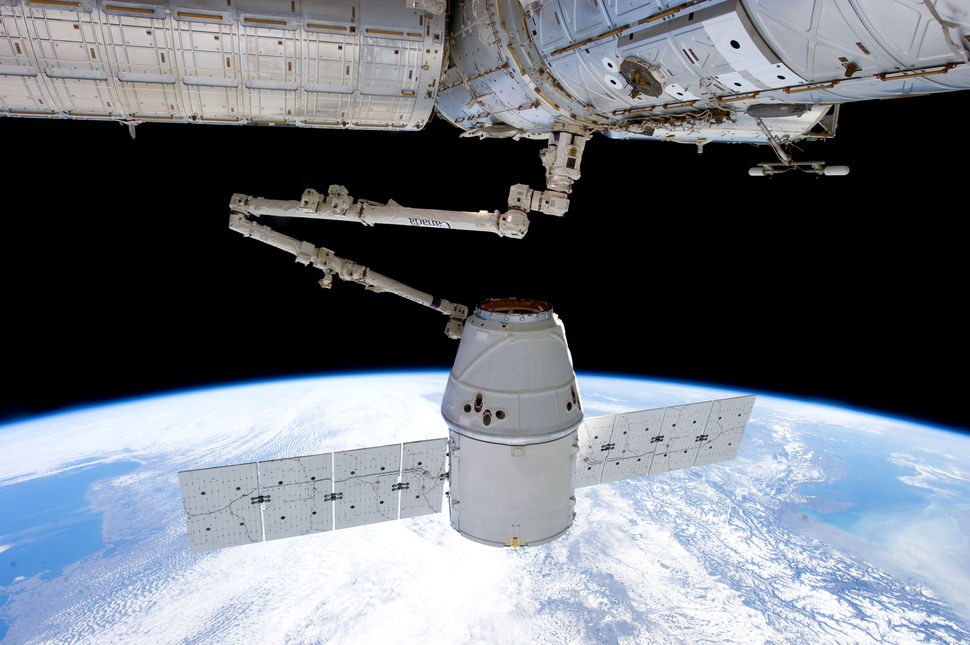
[178,293,756,550]
[1,0,968,207]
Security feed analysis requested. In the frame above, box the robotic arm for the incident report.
[229,211,468,339]
[230,185,529,239]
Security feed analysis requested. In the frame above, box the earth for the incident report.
[0,372,968,644]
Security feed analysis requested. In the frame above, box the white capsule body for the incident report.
[441,299,581,547]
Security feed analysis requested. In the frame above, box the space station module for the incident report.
[2,0,967,152]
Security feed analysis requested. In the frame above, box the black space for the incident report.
[1,91,967,433]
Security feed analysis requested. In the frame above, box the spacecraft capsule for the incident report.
[441,298,581,547]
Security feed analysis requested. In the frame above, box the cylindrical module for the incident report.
[437,0,970,144]
[441,298,582,547]
[0,0,445,129]
[448,430,576,547]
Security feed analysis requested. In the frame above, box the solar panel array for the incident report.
[178,438,447,552]
[575,395,755,488]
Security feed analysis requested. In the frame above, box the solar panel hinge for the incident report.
[694,434,709,442]
[600,443,615,452]
[391,482,410,491]
[325,492,343,501]
[250,494,270,504]
[649,435,665,443]
[438,472,449,481]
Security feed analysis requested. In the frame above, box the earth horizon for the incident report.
[1,371,968,644]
